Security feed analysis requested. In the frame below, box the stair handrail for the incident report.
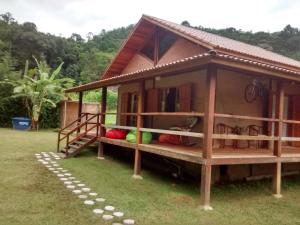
[60,113,88,133]
[66,123,99,155]
[57,113,100,152]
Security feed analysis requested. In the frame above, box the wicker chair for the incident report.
[246,125,263,149]
[215,123,240,149]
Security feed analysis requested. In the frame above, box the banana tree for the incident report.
[9,57,74,130]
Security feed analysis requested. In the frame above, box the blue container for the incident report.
[12,117,32,130]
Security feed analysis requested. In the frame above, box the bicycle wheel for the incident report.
[244,84,257,103]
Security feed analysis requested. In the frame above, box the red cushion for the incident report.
[158,134,182,145]
[105,129,127,139]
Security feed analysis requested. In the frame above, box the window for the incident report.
[158,31,176,59]
[146,83,192,113]
[120,92,137,126]
[160,88,179,112]
[140,30,177,61]
[140,35,155,61]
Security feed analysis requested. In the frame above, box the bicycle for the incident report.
[244,79,268,103]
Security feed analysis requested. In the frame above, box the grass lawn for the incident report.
[1,128,300,225]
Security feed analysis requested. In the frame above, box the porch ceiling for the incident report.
[65,51,300,93]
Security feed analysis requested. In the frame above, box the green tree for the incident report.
[6,57,74,130]
[79,48,113,83]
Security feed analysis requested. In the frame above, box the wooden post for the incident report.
[133,81,145,179]
[154,28,159,66]
[200,65,217,210]
[98,87,107,159]
[77,92,83,134]
[63,100,67,128]
[273,80,284,198]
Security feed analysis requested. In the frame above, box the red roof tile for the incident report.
[143,15,300,70]
[66,51,300,93]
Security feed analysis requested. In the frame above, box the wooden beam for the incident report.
[200,65,217,210]
[272,162,282,198]
[200,163,213,210]
[133,81,145,179]
[274,81,284,156]
[98,87,107,159]
[154,27,159,66]
[203,66,217,158]
[272,80,284,198]
[212,134,278,141]
[214,113,279,122]
[77,92,83,134]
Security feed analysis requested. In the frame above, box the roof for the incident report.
[142,15,300,70]
[66,15,300,93]
[65,51,300,93]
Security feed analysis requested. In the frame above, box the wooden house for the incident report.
[58,15,300,209]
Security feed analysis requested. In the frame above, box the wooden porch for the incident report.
[99,136,300,165]
[62,51,300,209]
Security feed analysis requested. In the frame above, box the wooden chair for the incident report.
[215,123,240,149]
[246,125,263,149]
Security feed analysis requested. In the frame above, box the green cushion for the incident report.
[126,130,152,144]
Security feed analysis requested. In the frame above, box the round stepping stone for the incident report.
[73,189,82,194]
[57,174,64,177]
[64,173,72,176]
[35,153,41,156]
[89,192,98,196]
[95,198,106,202]
[44,158,51,161]
[69,177,75,180]
[38,159,44,162]
[77,183,85,187]
[66,185,75,189]
[42,162,49,165]
[57,168,63,170]
[36,156,42,159]
[113,212,124,218]
[78,195,88,199]
[45,165,51,168]
[64,181,73,185]
[60,178,68,181]
[48,168,55,171]
[52,164,59,167]
[73,180,80,183]
[112,223,123,225]
[123,219,135,225]
[53,171,59,174]
[82,188,91,192]
[93,209,104,215]
[61,170,68,172]
[84,200,95,205]
[104,206,115,211]
[102,215,114,221]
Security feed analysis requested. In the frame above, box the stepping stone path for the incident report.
[84,200,95,205]
[93,209,104,215]
[105,206,115,211]
[35,151,136,225]
[103,214,114,221]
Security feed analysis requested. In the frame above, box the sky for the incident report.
[0,0,300,38]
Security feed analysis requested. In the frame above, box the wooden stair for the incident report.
[60,135,98,158]
[57,113,100,158]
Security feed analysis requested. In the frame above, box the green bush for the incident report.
[71,90,118,110]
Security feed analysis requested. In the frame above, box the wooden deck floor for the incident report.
[99,137,300,165]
